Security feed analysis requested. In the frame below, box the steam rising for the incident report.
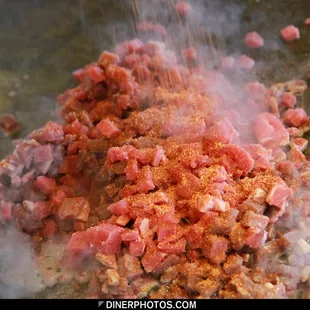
[0,225,45,298]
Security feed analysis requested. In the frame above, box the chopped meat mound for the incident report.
[1,37,309,300]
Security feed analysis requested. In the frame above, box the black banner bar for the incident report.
[0,299,307,309]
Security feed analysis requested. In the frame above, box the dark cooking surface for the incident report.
[0,0,310,299]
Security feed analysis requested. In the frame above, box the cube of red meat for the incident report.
[195,278,221,298]
[182,47,197,62]
[277,160,299,180]
[213,208,239,234]
[96,119,121,139]
[290,138,308,151]
[64,119,89,137]
[16,143,36,169]
[66,231,90,255]
[85,65,105,84]
[98,51,119,68]
[118,254,144,280]
[244,32,264,48]
[191,194,229,213]
[157,223,177,242]
[121,229,141,242]
[1,201,13,221]
[203,234,228,265]
[221,56,235,70]
[280,93,296,108]
[34,201,52,221]
[22,200,35,214]
[245,82,267,101]
[151,147,165,167]
[0,114,20,135]
[246,230,267,249]
[67,85,89,101]
[95,253,118,269]
[223,253,244,274]
[189,193,214,213]
[129,240,146,257]
[158,238,186,254]
[199,165,228,183]
[60,96,82,115]
[51,189,67,208]
[72,68,85,82]
[85,223,124,255]
[117,94,131,110]
[229,223,247,251]
[153,255,180,275]
[105,65,131,85]
[268,204,288,224]
[205,118,239,144]
[125,159,139,181]
[253,112,289,148]
[125,53,141,68]
[218,144,254,177]
[249,189,267,205]
[176,172,200,199]
[136,218,152,239]
[284,108,308,127]
[184,222,204,249]
[136,166,155,194]
[268,96,279,116]
[32,144,53,164]
[305,18,310,25]
[266,183,292,208]
[289,145,306,166]
[58,197,90,222]
[119,184,138,199]
[238,55,255,70]
[115,39,143,58]
[40,219,57,238]
[280,25,300,42]
[163,116,206,137]
[245,144,273,170]
[112,214,131,227]
[34,176,56,195]
[107,147,129,163]
[272,148,286,162]
[175,1,193,16]
[107,199,129,216]
[240,210,269,233]
[141,246,167,273]
[174,142,207,169]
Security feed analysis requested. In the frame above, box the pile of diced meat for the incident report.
[1,37,310,299]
